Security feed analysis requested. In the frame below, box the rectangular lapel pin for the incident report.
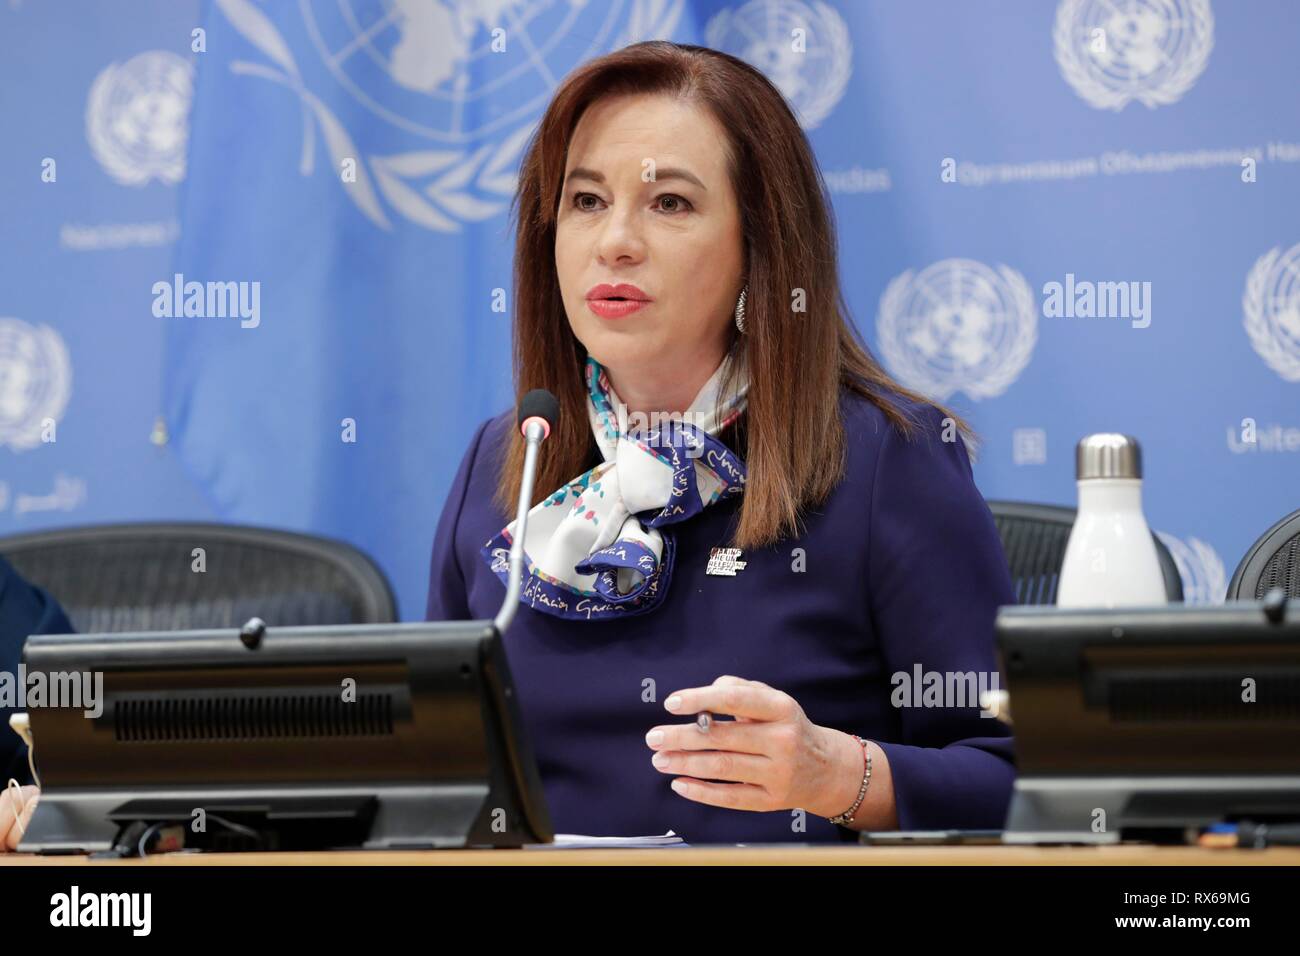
[706,547,747,577]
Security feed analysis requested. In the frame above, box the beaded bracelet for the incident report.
[827,734,873,826]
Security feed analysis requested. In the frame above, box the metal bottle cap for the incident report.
[1075,433,1143,480]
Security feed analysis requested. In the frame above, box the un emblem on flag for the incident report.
[218,0,683,231]
[704,0,852,131]
[0,319,72,452]
[1243,242,1300,383]
[875,259,1037,402]
[85,51,194,186]
[1053,0,1214,111]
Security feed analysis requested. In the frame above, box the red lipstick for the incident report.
[585,283,652,319]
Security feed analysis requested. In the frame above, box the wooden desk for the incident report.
[4,845,1299,865]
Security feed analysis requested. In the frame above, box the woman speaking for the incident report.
[425,41,1016,844]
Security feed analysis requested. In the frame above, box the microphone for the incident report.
[493,389,560,635]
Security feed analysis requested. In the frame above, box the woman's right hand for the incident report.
[1,784,39,851]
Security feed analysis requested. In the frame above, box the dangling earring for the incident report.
[734,284,748,334]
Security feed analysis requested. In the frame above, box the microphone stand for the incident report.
[493,415,548,636]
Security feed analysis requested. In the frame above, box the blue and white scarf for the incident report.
[482,351,749,621]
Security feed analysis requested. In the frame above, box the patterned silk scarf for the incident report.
[481,350,749,621]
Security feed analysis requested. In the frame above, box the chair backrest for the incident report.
[987,500,1184,605]
[1226,507,1300,600]
[0,523,397,632]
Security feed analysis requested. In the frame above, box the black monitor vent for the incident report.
[1108,675,1300,722]
[113,693,395,742]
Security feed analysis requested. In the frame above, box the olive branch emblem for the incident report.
[214,0,523,231]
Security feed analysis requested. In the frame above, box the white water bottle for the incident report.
[1057,433,1167,608]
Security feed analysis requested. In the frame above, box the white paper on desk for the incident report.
[523,830,686,849]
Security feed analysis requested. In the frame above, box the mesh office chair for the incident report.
[988,500,1184,606]
[1225,507,1300,600]
[0,523,397,632]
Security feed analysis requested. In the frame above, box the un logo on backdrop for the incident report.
[704,0,851,130]
[0,319,72,452]
[217,0,683,231]
[876,260,1036,402]
[1243,241,1300,382]
[1156,532,1226,605]
[1053,0,1214,110]
[85,51,194,186]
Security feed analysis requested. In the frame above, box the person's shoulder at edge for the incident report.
[0,554,74,639]
[841,380,1015,613]
[459,407,516,481]
[836,381,974,476]
[465,404,601,482]
[424,410,516,622]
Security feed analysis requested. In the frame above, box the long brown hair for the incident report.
[494,40,975,547]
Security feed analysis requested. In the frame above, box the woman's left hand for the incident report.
[644,675,871,819]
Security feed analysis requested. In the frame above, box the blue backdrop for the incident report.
[2,0,1297,618]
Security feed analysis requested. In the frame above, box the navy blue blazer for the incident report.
[1,554,74,785]
[426,387,1017,843]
